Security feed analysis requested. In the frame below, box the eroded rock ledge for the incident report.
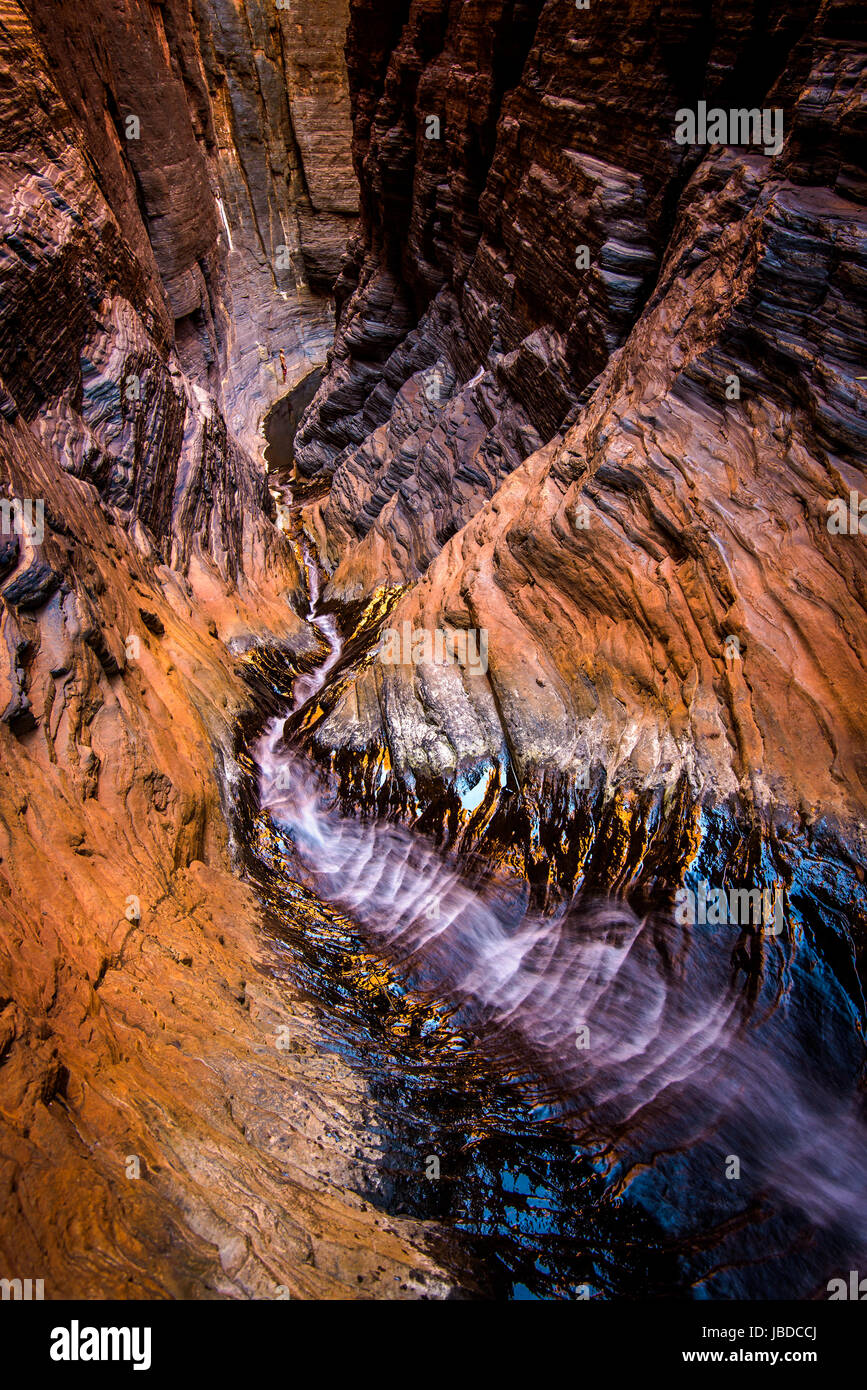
[290,1,867,949]
[0,0,463,1298]
[1,0,866,1302]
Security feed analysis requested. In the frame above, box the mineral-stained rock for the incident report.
[0,0,463,1299]
[190,0,358,454]
[21,0,358,462]
[295,0,836,587]
[291,1,867,941]
[0,410,457,1298]
[2,0,867,1304]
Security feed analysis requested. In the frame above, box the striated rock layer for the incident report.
[21,0,359,462]
[1,0,866,1303]
[288,0,867,957]
[0,0,467,1298]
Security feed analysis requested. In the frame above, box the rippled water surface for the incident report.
[237,541,866,1299]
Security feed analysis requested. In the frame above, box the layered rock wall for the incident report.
[296,0,829,592]
[0,0,456,1299]
[2,0,866,1301]
[21,0,358,462]
[292,0,867,935]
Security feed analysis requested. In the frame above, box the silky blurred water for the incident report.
[257,722,867,1272]
[240,544,866,1298]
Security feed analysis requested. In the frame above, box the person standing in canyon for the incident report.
[279,348,287,383]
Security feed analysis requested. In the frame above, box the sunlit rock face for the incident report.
[192,0,358,456]
[1,0,866,1306]
[296,0,829,585]
[22,0,358,462]
[0,0,463,1298]
[292,2,866,928]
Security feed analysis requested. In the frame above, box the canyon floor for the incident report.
[1,0,865,1304]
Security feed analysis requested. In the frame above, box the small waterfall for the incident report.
[290,535,343,709]
[249,544,867,1293]
[257,725,867,1255]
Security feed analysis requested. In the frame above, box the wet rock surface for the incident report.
[273,7,867,1302]
[1,0,866,1304]
[0,0,468,1299]
[293,1,867,937]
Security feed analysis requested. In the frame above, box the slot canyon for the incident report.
[0,0,865,1311]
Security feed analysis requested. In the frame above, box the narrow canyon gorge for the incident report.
[0,0,865,1311]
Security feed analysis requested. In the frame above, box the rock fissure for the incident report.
[1,0,866,1304]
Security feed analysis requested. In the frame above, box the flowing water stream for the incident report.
[238,489,867,1300]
